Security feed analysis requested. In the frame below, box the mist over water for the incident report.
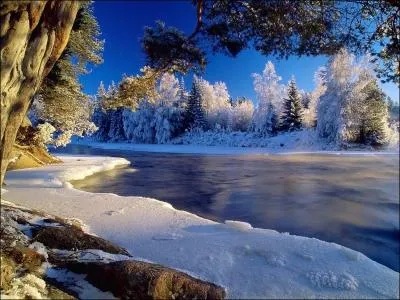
[54,145,400,272]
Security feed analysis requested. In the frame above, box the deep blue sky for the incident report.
[81,1,399,103]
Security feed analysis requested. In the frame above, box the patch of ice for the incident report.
[340,246,364,262]
[225,220,253,231]
[152,232,183,241]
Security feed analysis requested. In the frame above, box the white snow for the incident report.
[75,138,399,156]
[3,155,399,299]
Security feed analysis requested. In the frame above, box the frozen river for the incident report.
[54,144,399,272]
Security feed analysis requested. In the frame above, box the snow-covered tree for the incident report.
[36,123,56,147]
[153,73,186,143]
[264,103,280,135]
[230,98,254,132]
[251,61,285,134]
[387,98,399,123]
[185,77,207,130]
[303,67,327,128]
[360,80,390,145]
[317,49,356,145]
[122,72,186,144]
[194,77,231,129]
[317,49,391,146]
[30,91,97,147]
[30,68,98,146]
[123,103,156,144]
[103,67,159,110]
[157,73,180,105]
[301,91,311,109]
[347,67,390,146]
[280,78,303,131]
[91,82,120,142]
[108,109,126,141]
[91,82,110,141]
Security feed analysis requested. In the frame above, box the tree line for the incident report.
[88,49,398,147]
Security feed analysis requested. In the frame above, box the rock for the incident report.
[1,255,17,290]
[7,246,46,272]
[32,226,131,256]
[64,260,226,300]
[2,205,224,299]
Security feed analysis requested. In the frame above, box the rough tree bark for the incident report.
[0,1,79,186]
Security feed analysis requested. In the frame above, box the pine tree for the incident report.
[91,82,110,141]
[184,79,206,130]
[108,109,126,142]
[178,77,186,98]
[280,79,303,131]
[171,77,188,136]
[360,80,389,146]
[263,103,279,135]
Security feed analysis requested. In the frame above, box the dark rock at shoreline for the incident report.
[32,225,131,256]
[64,260,226,300]
[1,204,226,299]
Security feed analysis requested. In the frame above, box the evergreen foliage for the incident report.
[185,79,207,131]
[145,1,399,83]
[87,53,395,149]
[263,103,279,135]
[30,1,103,145]
[359,80,390,146]
[280,79,303,131]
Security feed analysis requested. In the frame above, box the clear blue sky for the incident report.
[80,1,399,104]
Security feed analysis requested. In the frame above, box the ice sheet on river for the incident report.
[3,155,399,299]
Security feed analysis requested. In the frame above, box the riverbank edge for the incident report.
[70,140,400,156]
[2,154,399,299]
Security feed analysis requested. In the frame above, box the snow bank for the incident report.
[3,155,399,299]
[75,139,399,156]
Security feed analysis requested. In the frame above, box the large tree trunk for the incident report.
[0,1,79,186]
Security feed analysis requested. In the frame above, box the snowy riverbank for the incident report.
[75,128,399,155]
[73,140,399,156]
[3,155,399,298]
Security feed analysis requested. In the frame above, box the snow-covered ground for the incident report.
[3,155,399,299]
[74,140,399,156]
[76,128,399,155]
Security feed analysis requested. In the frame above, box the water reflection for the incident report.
[55,145,400,271]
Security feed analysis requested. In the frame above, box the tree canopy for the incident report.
[142,0,399,83]
[30,1,103,145]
